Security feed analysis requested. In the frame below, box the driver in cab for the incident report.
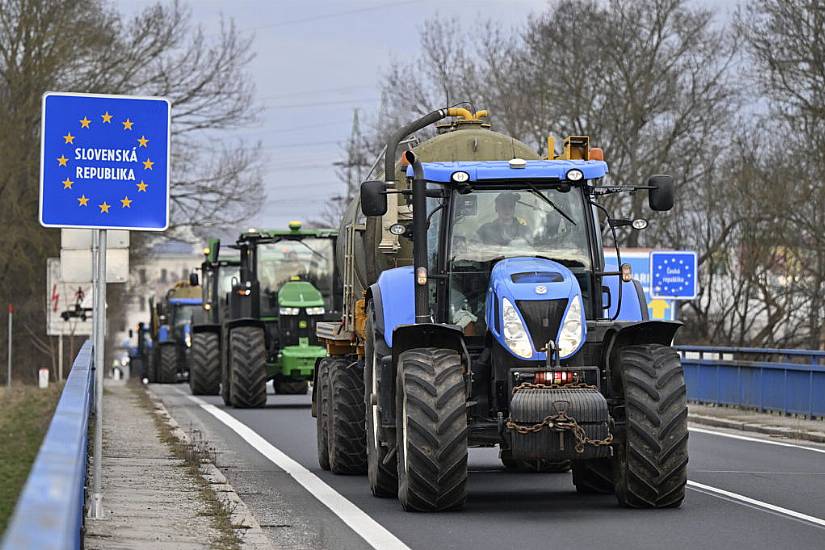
[478,192,529,245]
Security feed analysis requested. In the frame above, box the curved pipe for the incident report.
[384,108,449,185]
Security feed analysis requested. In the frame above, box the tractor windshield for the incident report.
[446,185,592,332]
[257,238,334,306]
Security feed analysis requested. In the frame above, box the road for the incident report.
[151,385,825,550]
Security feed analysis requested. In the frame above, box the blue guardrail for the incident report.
[678,345,825,418]
[2,340,93,550]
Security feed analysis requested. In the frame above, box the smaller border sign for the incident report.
[650,250,698,300]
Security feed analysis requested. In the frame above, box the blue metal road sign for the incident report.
[604,250,676,320]
[39,92,170,231]
[650,250,698,300]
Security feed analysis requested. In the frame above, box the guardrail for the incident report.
[2,340,93,550]
[677,345,825,418]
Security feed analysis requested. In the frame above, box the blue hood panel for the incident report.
[486,257,586,361]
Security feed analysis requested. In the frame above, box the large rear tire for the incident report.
[365,310,397,497]
[229,327,268,408]
[189,332,220,395]
[614,344,688,508]
[157,344,177,384]
[328,360,367,474]
[316,357,332,471]
[221,355,232,406]
[572,459,614,494]
[396,348,468,512]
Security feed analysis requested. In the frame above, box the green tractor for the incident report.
[148,280,202,384]
[222,222,339,408]
[189,239,240,395]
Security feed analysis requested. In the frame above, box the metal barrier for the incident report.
[2,340,93,550]
[677,345,825,418]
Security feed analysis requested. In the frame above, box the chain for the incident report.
[511,381,597,394]
[506,383,614,453]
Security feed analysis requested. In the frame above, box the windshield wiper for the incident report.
[525,183,577,226]
[294,239,326,260]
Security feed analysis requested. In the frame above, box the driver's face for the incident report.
[496,202,515,222]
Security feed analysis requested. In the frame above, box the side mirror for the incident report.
[189,272,199,286]
[360,180,387,217]
[648,175,674,211]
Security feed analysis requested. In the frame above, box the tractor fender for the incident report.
[369,267,414,347]
[192,323,221,335]
[604,320,682,393]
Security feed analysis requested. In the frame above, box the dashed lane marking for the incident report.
[688,481,825,529]
[176,390,411,550]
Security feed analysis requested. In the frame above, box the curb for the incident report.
[689,413,825,444]
[146,387,275,550]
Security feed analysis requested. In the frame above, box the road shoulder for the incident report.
[688,403,825,444]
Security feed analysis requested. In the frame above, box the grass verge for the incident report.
[0,383,63,534]
[133,384,241,550]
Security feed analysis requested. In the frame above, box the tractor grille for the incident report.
[279,311,320,347]
[516,299,568,351]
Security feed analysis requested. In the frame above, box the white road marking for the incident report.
[688,481,825,529]
[176,390,411,550]
[689,426,825,454]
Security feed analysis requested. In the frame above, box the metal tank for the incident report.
[337,111,541,304]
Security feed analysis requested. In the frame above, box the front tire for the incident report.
[328,360,367,474]
[614,344,688,508]
[396,348,468,512]
[316,358,332,471]
[157,344,177,384]
[365,310,397,497]
[189,332,220,395]
[229,327,268,408]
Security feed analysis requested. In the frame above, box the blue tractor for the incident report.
[323,108,686,512]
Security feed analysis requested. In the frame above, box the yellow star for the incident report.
[101,112,113,123]
[57,155,68,167]
[62,177,73,189]
[142,158,154,170]
[122,118,134,130]
[63,132,75,144]
[99,202,111,213]
[120,196,133,208]
[137,135,149,148]
[78,195,89,206]
[136,181,148,192]
[79,116,91,129]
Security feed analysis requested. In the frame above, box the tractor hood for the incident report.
[277,280,324,308]
[486,257,586,361]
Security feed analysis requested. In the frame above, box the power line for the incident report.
[246,0,424,31]
[265,97,379,110]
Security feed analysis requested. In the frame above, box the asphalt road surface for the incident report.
[152,385,825,550]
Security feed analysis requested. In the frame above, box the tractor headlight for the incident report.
[185,332,192,348]
[306,306,325,316]
[279,307,299,316]
[502,298,533,359]
[557,295,583,358]
[566,169,584,181]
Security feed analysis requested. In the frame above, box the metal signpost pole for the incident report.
[6,304,12,387]
[91,229,106,519]
[58,332,63,381]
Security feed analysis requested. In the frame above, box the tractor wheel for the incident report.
[572,459,614,494]
[146,351,157,383]
[500,450,571,473]
[396,348,468,512]
[274,379,309,395]
[189,332,220,395]
[316,358,332,471]
[365,310,397,497]
[157,345,177,384]
[328,360,367,474]
[221,353,232,406]
[614,344,688,508]
[229,327,268,408]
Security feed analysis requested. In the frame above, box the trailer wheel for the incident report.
[365,311,397,497]
[316,357,332,470]
[189,332,220,395]
[328,360,367,474]
[229,327,268,408]
[396,348,468,512]
[274,379,309,395]
[615,344,688,508]
[572,459,614,494]
[157,344,178,384]
[500,450,571,473]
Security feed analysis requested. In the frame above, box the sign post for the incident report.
[39,92,170,520]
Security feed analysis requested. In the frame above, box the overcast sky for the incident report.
[119,0,739,230]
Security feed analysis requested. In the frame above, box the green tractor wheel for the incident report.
[228,327,267,408]
[189,332,220,395]
[157,344,177,384]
